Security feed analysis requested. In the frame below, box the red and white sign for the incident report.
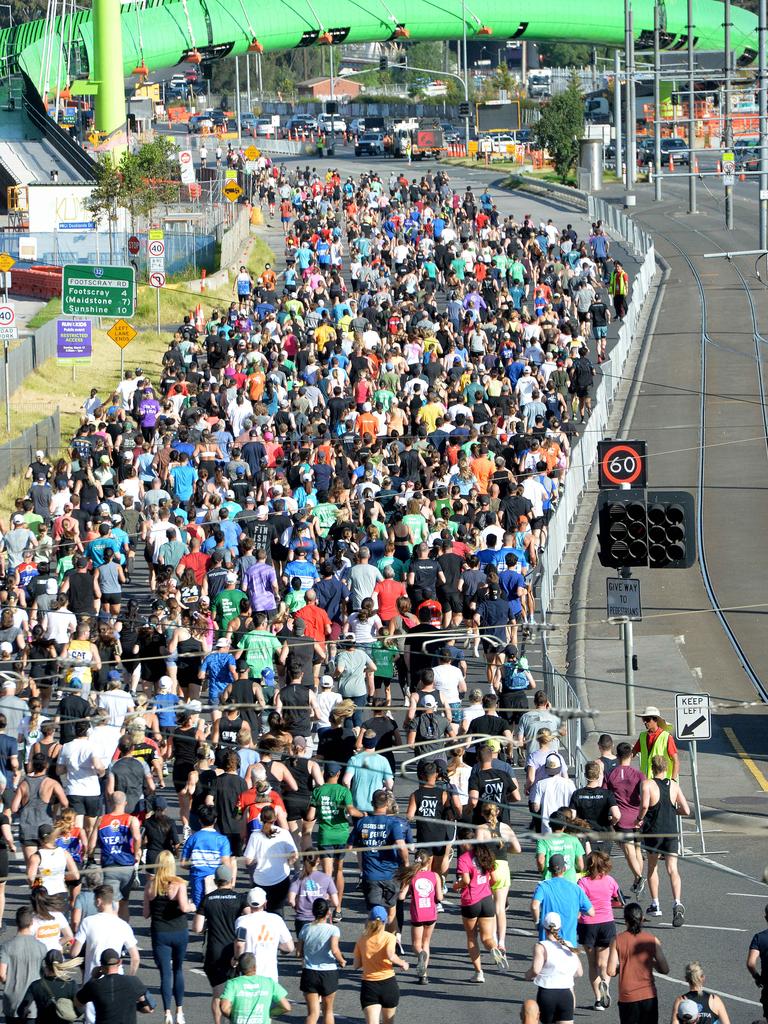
[148,239,165,258]
[149,271,166,289]
[0,304,16,327]
[127,235,140,255]
[179,149,196,185]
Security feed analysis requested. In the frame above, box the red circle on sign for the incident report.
[180,151,191,163]
[601,443,644,485]
[127,236,140,255]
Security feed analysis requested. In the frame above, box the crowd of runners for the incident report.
[0,160,763,1024]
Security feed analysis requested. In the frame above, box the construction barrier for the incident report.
[9,265,62,300]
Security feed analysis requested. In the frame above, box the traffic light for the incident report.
[597,489,648,568]
[458,101,470,118]
[326,101,337,114]
[646,490,696,569]
[379,55,388,72]
[597,489,696,569]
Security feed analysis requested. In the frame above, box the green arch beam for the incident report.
[0,0,758,139]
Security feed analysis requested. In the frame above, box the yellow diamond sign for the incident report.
[107,319,138,349]
[244,145,260,161]
[0,253,15,274]
[223,181,243,202]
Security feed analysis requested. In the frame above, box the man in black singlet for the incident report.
[638,754,690,927]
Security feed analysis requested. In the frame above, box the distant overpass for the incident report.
[0,0,759,144]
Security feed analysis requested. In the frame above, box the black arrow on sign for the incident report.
[681,715,706,738]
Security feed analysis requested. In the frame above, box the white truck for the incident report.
[527,69,552,98]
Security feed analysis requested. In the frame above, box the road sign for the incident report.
[148,229,164,241]
[223,181,242,202]
[244,145,259,161]
[178,149,196,185]
[598,439,648,489]
[147,239,165,258]
[62,265,136,317]
[106,319,137,349]
[58,221,96,231]
[723,171,735,187]
[0,303,16,329]
[606,577,642,621]
[0,254,15,274]
[674,692,712,741]
[149,271,166,289]
[225,169,238,181]
[148,256,165,273]
[127,236,141,255]
[57,319,92,359]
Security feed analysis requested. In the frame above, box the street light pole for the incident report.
[724,0,734,229]
[653,2,662,200]
[760,0,768,248]
[614,48,623,183]
[687,0,697,213]
[329,42,336,153]
[235,55,242,148]
[625,0,636,187]
[462,0,470,155]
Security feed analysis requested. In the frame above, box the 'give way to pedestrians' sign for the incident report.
[674,693,712,741]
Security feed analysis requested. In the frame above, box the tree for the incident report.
[533,74,584,182]
[86,137,180,235]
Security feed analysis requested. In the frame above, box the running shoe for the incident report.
[672,903,685,928]
[631,876,646,897]
[593,1002,606,1012]
[599,979,611,1008]
[645,902,662,917]
[474,971,485,983]
[416,950,428,978]
[491,946,508,969]
[418,976,429,986]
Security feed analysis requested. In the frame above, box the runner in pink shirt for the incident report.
[455,844,507,982]
[577,851,621,1011]
[398,850,442,985]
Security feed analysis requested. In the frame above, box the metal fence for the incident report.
[0,410,60,491]
[3,318,58,401]
[0,228,217,277]
[537,196,657,779]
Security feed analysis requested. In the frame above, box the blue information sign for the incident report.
[56,319,92,359]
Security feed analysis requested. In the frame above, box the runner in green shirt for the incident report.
[238,615,283,678]
[219,955,290,1024]
[211,577,247,631]
[303,763,360,914]
[311,498,339,539]
[535,815,586,882]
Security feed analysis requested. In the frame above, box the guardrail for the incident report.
[534,193,657,779]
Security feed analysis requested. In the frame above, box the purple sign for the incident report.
[57,319,92,358]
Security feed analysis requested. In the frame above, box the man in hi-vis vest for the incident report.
[632,706,679,780]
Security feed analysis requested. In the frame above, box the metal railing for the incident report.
[536,196,657,780]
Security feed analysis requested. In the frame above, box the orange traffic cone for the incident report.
[669,155,674,172]
[694,156,699,173]
[716,160,721,172]
[194,303,203,330]
[739,170,746,181]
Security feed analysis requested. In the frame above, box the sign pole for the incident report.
[689,739,706,852]
[156,288,161,335]
[623,616,635,733]
[4,339,10,435]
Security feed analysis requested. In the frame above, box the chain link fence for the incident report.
[0,410,60,493]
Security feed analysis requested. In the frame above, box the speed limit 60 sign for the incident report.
[598,439,647,489]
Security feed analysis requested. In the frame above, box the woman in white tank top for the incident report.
[526,911,583,1024]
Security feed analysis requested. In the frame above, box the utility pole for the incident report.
[653,3,662,200]
[614,48,623,184]
[625,1,636,187]
[329,43,336,154]
[245,53,252,114]
[724,0,734,229]
[760,0,768,248]
[235,56,242,147]
[687,0,697,213]
[462,0,470,155]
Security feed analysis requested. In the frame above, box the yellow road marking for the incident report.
[724,726,768,792]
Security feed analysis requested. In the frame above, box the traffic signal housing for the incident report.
[597,489,648,568]
[597,489,696,570]
[379,55,388,72]
[646,489,696,568]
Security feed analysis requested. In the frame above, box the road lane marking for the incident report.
[655,973,761,1007]
[653,923,746,931]
[689,853,768,886]
[724,726,768,791]
[727,892,768,897]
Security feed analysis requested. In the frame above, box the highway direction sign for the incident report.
[106,319,137,349]
[675,692,712,741]
[62,265,135,317]
[606,577,642,621]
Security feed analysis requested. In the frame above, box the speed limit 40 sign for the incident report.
[598,439,647,489]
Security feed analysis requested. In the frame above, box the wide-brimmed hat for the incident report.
[637,705,666,725]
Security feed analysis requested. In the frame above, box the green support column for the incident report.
[93,0,127,146]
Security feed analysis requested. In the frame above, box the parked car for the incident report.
[635,138,656,166]
[187,114,213,134]
[355,131,385,156]
[734,137,759,171]
[255,117,277,137]
[659,136,689,166]
[349,117,366,135]
[240,112,258,131]
[169,74,187,90]
[317,113,347,133]
[285,114,318,133]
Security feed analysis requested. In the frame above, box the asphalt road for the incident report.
[6,147,768,1024]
